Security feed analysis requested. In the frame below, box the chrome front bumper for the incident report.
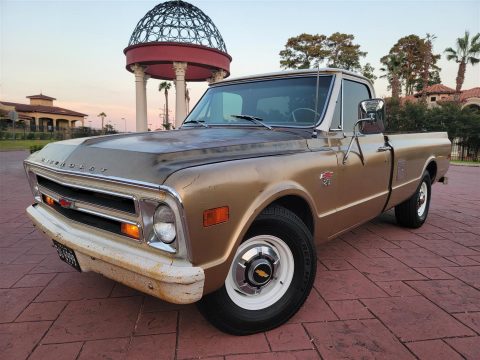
[27,203,204,304]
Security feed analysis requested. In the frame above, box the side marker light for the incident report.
[203,206,229,227]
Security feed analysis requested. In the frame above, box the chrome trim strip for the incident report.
[25,160,161,191]
[35,171,136,201]
[183,74,335,130]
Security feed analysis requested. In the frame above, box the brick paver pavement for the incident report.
[1,150,479,360]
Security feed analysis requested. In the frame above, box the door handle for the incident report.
[377,146,390,152]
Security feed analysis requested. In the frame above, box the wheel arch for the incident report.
[425,160,437,183]
[268,195,314,236]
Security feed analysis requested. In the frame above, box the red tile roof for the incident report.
[26,94,57,101]
[0,101,87,117]
[414,84,456,97]
[460,87,480,101]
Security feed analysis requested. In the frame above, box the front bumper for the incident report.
[27,203,205,304]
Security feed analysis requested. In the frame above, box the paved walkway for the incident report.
[1,151,479,360]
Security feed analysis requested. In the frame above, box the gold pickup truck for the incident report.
[25,69,450,335]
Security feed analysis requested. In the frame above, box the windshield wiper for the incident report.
[230,114,272,130]
[183,119,209,128]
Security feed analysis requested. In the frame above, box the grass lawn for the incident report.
[0,139,55,151]
[451,160,480,166]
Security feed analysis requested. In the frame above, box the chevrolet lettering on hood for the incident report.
[24,68,451,336]
[40,157,108,174]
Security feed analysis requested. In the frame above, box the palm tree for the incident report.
[97,112,107,133]
[159,81,172,130]
[380,53,403,100]
[445,31,480,98]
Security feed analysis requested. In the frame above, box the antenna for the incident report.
[312,61,321,138]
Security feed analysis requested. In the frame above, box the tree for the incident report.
[326,32,367,71]
[279,33,329,69]
[445,31,480,97]
[420,34,441,102]
[385,34,441,96]
[380,53,404,100]
[361,63,377,83]
[279,32,374,81]
[97,112,106,133]
[415,69,441,93]
[159,81,172,130]
[103,123,116,134]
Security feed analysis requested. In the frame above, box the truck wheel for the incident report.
[395,171,431,228]
[197,205,316,335]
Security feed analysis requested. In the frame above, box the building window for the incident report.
[430,96,437,102]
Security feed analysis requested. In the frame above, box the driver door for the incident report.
[330,79,391,236]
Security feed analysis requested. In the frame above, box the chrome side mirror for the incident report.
[358,99,386,134]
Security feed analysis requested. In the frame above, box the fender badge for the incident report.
[320,171,334,187]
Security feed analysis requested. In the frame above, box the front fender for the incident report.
[163,156,320,294]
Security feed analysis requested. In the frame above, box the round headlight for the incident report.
[153,205,176,244]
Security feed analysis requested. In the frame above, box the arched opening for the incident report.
[39,117,54,132]
[55,119,70,132]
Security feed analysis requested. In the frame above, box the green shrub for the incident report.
[26,132,35,140]
[29,145,45,153]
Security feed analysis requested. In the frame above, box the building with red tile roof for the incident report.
[0,94,87,131]
[406,84,480,110]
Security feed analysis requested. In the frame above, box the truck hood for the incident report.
[26,127,310,184]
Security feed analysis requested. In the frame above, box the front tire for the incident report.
[197,205,316,335]
[395,171,432,228]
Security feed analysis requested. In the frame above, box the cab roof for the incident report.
[212,68,370,87]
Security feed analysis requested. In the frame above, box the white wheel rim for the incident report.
[417,181,428,217]
[225,235,294,311]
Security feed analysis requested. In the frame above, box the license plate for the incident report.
[52,240,81,271]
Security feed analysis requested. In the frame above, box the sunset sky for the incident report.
[1,0,479,131]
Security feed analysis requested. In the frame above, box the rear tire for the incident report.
[395,171,431,228]
[197,205,316,335]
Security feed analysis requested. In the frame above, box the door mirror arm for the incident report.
[342,118,373,165]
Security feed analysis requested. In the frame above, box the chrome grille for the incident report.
[37,175,136,214]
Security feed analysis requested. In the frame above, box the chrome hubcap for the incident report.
[233,244,279,295]
[225,235,294,310]
[417,182,428,217]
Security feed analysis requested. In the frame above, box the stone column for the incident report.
[207,69,227,84]
[131,64,148,132]
[173,62,188,128]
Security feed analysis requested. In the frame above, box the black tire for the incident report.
[395,171,432,228]
[197,205,316,335]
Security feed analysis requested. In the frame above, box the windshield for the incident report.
[183,75,333,128]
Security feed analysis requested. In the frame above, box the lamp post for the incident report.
[121,118,126,132]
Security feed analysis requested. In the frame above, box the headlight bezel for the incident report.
[139,192,188,258]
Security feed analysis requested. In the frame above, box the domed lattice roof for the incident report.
[128,0,227,52]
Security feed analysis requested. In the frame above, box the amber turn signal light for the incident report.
[43,194,55,206]
[203,206,229,227]
[121,223,140,240]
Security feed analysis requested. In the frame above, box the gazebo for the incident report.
[124,0,232,131]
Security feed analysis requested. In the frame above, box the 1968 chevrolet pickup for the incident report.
[25,68,450,334]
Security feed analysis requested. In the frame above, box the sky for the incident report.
[1,0,479,131]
